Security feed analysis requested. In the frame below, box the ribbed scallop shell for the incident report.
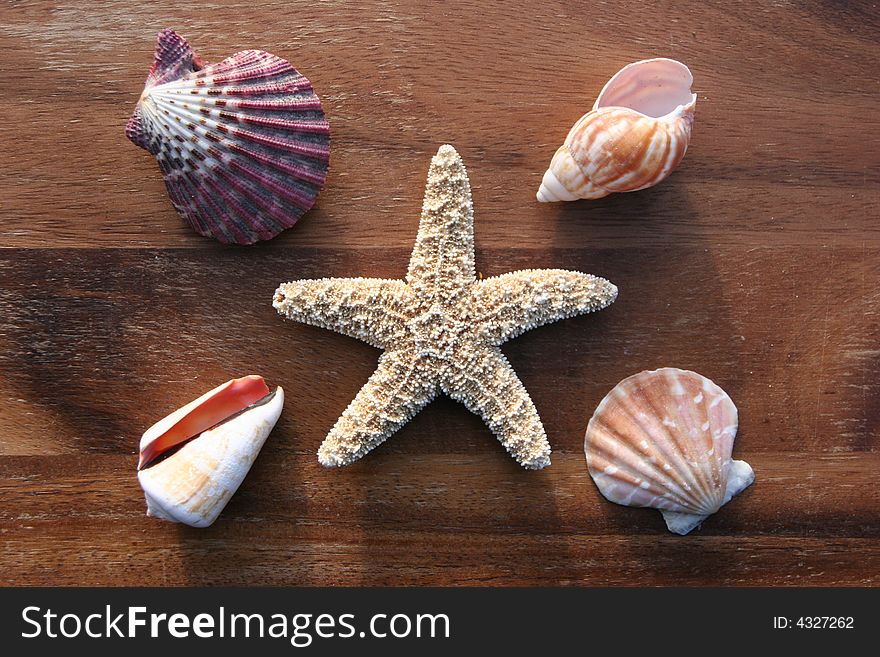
[126,29,330,244]
[537,58,695,202]
[137,377,284,527]
[584,368,754,535]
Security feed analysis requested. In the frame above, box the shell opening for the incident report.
[139,388,278,471]
[594,58,695,119]
[138,375,271,470]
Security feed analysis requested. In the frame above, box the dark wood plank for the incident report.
[2,452,878,586]
[1,246,877,455]
[2,452,879,538]
[0,1,878,586]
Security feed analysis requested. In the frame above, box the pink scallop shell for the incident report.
[126,29,330,245]
[584,368,754,534]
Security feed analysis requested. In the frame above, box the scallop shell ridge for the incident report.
[584,368,753,535]
[127,29,330,244]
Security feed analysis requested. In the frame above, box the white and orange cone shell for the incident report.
[137,376,283,528]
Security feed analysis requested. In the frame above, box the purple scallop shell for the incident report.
[126,29,330,245]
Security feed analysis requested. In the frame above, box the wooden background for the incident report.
[1,0,878,586]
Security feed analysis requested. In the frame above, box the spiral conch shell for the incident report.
[537,58,696,202]
[137,376,283,527]
[584,369,754,535]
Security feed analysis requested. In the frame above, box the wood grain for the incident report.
[1,1,878,586]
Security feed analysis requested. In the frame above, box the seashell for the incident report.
[126,28,330,245]
[537,58,695,202]
[584,368,753,535]
[137,375,284,527]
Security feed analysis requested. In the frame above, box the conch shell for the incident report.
[537,58,696,202]
[137,375,283,527]
[584,368,753,535]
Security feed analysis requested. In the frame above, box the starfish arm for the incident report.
[443,347,551,469]
[405,145,476,301]
[318,350,439,466]
[467,269,618,345]
[273,278,414,349]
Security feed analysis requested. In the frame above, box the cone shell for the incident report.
[537,58,695,202]
[584,368,753,535]
[126,28,330,244]
[137,377,284,527]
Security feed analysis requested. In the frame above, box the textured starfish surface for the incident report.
[273,145,618,469]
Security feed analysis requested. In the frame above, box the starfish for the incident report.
[273,145,617,469]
